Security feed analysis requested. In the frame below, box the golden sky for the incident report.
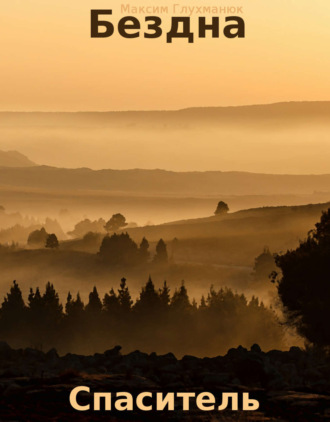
[1,0,330,111]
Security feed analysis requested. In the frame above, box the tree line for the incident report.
[0,278,283,356]
[28,226,169,266]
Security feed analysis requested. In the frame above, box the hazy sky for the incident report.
[1,0,330,111]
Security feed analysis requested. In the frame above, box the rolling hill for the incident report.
[1,166,330,196]
[0,150,35,167]
[1,101,329,129]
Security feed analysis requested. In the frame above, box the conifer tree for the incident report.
[139,237,150,263]
[86,286,102,314]
[171,282,190,312]
[118,278,133,312]
[135,276,160,313]
[66,292,84,318]
[153,239,168,264]
[103,288,121,315]
[1,280,25,315]
[159,281,170,308]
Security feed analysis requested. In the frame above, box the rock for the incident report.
[202,372,230,386]
[226,345,248,359]
[289,346,303,356]
[181,355,200,369]
[123,350,149,368]
[156,353,177,367]
[3,382,23,397]
[0,341,11,353]
[235,357,267,386]
[104,345,122,357]
[61,354,84,371]
[0,343,329,421]
[111,363,130,374]
[1,367,23,378]
[46,348,59,361]
[0,342,12,360]
[160,363,181,373]
[251,343,262,354]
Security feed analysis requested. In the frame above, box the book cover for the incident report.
[0,1,329,420]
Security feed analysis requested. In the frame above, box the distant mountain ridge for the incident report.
[0,150,35,167]
[1,165,330,196]
[1,101,330,128]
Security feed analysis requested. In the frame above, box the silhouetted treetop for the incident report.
[118,277,133,312]
[1,280,25,316]
[42,282,63,320]
[159,281,170,308]
[103,288,121,315]
[104,213,127,233]
[139,237,150,263]
[68,218,106,238]
[45,233,59,249]
[153,239,168,264]
[171,282,191,312]
[27,227,48,247]
[99,232,139,266]
[86,286,102,315]
[134,276,160,313]
[312,208,330,245]
[214,201,229,215]
[66,292,84,318]
[253,247,276,282]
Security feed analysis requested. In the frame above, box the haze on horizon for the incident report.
[1,102,330,174]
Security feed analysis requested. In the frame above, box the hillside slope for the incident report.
[1,166,330,196]
[0,150,35,167]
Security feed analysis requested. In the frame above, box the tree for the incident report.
[28,287,42,315]
[118,278,133,312]
[85,287,102,315]
[171,282,191,312]
[252,247,276,282]
[99,233,139,266]
[200,295,207,309]
[65,292,84,318]
[42,282,63,323]
[65,291,73,313]
[159,281,171,308]
[28,227,48,247]
[273,209,330,347]
[68,218,106,238]
[104,213,127,233]
[134,277,160,313]
[45,233,59,249]
[103,288,121,315]
[214,201,229,215]
[153,239,168,264]
[0,281,25,320]
[27,283,63,347]
[0,281,26,340]
[139,237,150,263]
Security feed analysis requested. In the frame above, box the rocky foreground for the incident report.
[0,342,330,421]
